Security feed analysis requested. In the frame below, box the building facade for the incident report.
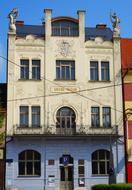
[0,83,7,190]
[6,9,125,190]
[121,39,132,183]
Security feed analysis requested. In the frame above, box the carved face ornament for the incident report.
[60,41,70,57]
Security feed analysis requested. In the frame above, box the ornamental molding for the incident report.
[85,37,113,49]
[15,35,44,47]
[55,40,76,58]
[86,48,113,55]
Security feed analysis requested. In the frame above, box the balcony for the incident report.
[12,124,119,137]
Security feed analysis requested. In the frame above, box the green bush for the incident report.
[92,183,132,190]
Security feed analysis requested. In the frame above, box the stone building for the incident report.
[6,9,125,190]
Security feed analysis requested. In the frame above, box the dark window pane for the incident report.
[101,62,109,81]
[56,60,75,80]
[78,160,84,165]
[32,60,40,80]
[20,60,29,79]
[60,166,65,181]
[91,107,100,127]
[32,106,40,127]
[92,162,98,174]
[99,162,105,174]
[19,152,25,160]
[99,150,105,159]
[92,151,98,160]
[34,152,40,160]
[103,107,111,127]
[90,61,98,80]
[34,162,41,175]
[79,166,84,175]
[26,150,33,160]
[27,162,33,175]
[19,162,25,175]
[20,106,29,127]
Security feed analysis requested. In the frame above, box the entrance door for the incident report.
[60,165,73,190]
[60,155,74,190]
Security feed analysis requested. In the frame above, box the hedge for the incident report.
[92,183,132,190]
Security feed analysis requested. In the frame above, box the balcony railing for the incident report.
[11,124,119,136]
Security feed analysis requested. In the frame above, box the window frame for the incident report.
[20,59,29,80]
[31,106,40,127]
[32,60,41,80]
[102,107,111,128]
[90,61,99,81]
[91,107,100,127]
[92,149,110,176]
[18,150,41,177]
[20,106,29,127]
[101,61,110,81]
[56,60,75,80]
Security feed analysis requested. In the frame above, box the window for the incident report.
[91,107,100,127]
[103,107,111,127]
[101,62,109,81]
[78,160,85,187]
[48,160,55,165]
[56,60,75,80]
[20,106,29,127]
[32,60,40,80]
[90,61,98,80]
[18,150,41,176]
[20,60,29,79]
[32,106,40,127]
[92,150,110,175]
[56,107,76,128]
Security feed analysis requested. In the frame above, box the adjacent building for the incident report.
[0,83,7,190]
[6,9,125,190]
[121,38,132,183]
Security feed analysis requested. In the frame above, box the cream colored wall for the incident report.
[7,11,123,137]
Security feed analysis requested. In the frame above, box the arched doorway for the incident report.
[60,155,74,190]
[56,107,76,135]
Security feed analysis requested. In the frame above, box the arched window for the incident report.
[56,107,76,128]
[92,149,110,175]
[18,150,41,176]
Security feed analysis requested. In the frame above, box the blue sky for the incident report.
[0,0,132,83]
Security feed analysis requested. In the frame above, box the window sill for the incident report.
[18,79,41,81]
[18,175,41,178]
[90,126,112,129]
[54,79,76,82]
[88,80,111,82]
[92,174,109,177]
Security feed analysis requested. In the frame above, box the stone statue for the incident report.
[110,12,120,36]
[8,8,18,32]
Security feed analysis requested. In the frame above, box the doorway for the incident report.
[60,155,74,190]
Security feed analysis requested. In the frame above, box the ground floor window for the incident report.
[18,150,41,176]
[92,149,110,175]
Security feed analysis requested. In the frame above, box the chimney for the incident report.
[96,24,107,29]
[77,10,86,41]
[44,9,52,38]
[15,21,24,26]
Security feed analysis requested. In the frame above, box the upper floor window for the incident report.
[32,106,40,127]
[103,107,111,127]
[92,149,110,175]
[91,107,100,127]
[90,61,98,81]
[101,62,109,81]
[20,106,29,127]
[56,60,75,80]
[32,60,40,80]
[20,59,29,79]
[52,20,79,36]
[18,150,41,176]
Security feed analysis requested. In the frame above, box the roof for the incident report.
[121,39,132,69]
[16,24,113,41]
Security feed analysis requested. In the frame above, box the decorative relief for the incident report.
[85,37,113,48]
[86,48,113,55]
[55,40,75,58]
